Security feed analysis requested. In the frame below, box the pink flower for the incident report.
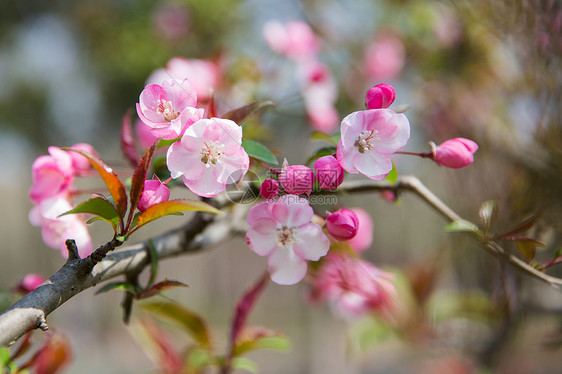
[136,78,203,140]
[364,33,405,81]
[262,20,320,60]
[337,109,410,180]
[326,209,359,241]
[433,138,478,169]
[14,273,46,294]
[246,195,330,285]
[29,146,74,204]
[137,178,170,212]
[365,83,395,109]
[347,208,373,253]
[68,143,97,175]
[278,159,315,196]
[260,178,279,200]
[152,2,190,42]
[309,254,396,320]
[135,118,161,150]
[146,57,220,102]
[314,155,344,190]
[166,118,250,198]
[29,197,92,258]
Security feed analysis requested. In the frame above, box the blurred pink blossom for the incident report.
[309,254,396,320]
[166,118,249,197]
[137,178,170,212]
[146,57,220,102]
[365,83,395,109]
[260,178,280,200]
[314,155,344,190]
[347,208,374,253]
[246,195,330,285]
[433,138,478,169]
[29,146,74,204]
[326,209,358,241]
[262,20,320,60]
[337,109,410,180]
[68,143,97,176]
[364,34,405,81]
[14,273,46,294]
[152,2,190,42]
[278,159,315,196]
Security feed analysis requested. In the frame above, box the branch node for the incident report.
[65,239,81,261]
[37,316,49,331]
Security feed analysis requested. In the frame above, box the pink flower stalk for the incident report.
[314,155,344,190]
[137,178,171,212]
[337,109,410,180]
[262,20,320,60]
[166,117,250,198]
[309,254,396,320]
[278,159,315,196]
[260,178,279,200]
[29,197,92,258]
[365,83,395,109]
[433,138,478,169]
[14,273,46,294]
[146,57,220,102]
[68,143,97,175]
[245,195,330,285]
[347,208,373,253]
[29,146,74,204]
[136,78,204,140]
[364,34,405,81]
[326,209,359,241]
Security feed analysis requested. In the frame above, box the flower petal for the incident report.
[267,248,308,285]
[353,151,392,180]
[293,223,330,261]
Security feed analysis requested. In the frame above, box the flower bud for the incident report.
[326,209,359,241]
[260,178,279,200]
[365,83,395,109]
[314,155,344,190]
[279,160,315,196]
[137,178,170,212]
[347,208,373,253]
[434,138,478,169]
[14,273,46,294]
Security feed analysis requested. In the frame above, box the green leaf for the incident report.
[136,279,188,299]
[0,347,10,366]
[479,200,497,231]
[310,131,340,146]
[233,333,290,357]
[135,199,222,230]
[95,281,137,295]
[444,220,481,234]
[185,348,213,370]
[241,139,278,165]
[222,100,274,124]
[142,302,212,349]
[517,241,537,263]
[60,196,119,229]
[384,162,398,184]
[231,357,259,373]
[63,148,128,221]
[157,137,181,149]
[306,147,337,166]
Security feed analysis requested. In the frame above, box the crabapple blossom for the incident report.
[364,33,405,81]
[278,159,315,196]
[29,197,92,258]
[135,118,161,150]
[260,178,279,200]
[166,117,249,198]
[14,274,46,294]
[136,78,203,140]
[365,83,395,109]
[68,143,97,175]
[246,195,330,285]
[337,109,410,180]
[347,208,374,253]
[137,178,170,212]
[309,254,396,320]
[433,138,478,169]
[262,20,319,60]
[326,209,359,241]
[29,146,74,204]
[314,155,344,190]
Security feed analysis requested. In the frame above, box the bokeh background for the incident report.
[1,0,561,373]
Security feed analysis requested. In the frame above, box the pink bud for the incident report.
[279,160,315,196]
[365,83,395,109]
[69,143,97,175]
[260,178,279,200]
[137,179,170,212]
[314,155,344,190]
[326,209,359,241]
[15,273,46,294]
[434,138,478,169]
[347,208,373,253]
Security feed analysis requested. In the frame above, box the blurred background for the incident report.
[1,0,561,373]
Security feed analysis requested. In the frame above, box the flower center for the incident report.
[156,99,180,122]
[200,141,225,168]
[354,130,380,153]
[276,225,297,248]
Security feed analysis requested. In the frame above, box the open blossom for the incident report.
[326,209,359,241]
[278,159,315,196]
[246,195,330,285]
[337,109,410,180]
[29,146,74,204]
[262,20,319,60]
[136,78,204,140]
[433,138,478,169]
[309,254,396,320]
[347,208,374,253]
[29,197,92,258]
[365,83,395,109]
[364,33,405,81]
[314,155,344,190]
[137,178,170,212]
[166,118,249,198]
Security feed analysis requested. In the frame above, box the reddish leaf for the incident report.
[22,334,72,374]
[500,236,546,246]
[232,327,289,357]
[205,91,217,118]
[222,100,274,124]
[134,199,222,231]
[121,109,139,168]
[136,279,188,300]
[63,148,128,222]
[495,215,539,240]
[137,319,183,373]
[542,256,562,270]
[127,141,159,231]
